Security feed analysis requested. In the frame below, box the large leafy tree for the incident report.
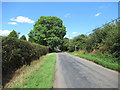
[8,30,19,38]
[28,16,66,51]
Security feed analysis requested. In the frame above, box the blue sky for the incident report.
[1,2,118,39]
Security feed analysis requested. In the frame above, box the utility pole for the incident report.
[75,45,77,51]
[69,34,70,47]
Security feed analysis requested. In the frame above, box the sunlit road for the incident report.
[53,52,118,88]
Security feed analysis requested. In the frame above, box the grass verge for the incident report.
[68,51,119,71]
[5,53,56,88]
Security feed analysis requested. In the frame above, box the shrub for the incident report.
[2,37,48,78]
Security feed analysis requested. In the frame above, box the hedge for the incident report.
[2,37,48,78]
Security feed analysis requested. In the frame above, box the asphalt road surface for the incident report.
[53,53,118,88]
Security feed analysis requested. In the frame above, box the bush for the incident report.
[2,37,48,77]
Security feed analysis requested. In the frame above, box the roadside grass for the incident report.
[68,51,119,71]
[5,53,56,88]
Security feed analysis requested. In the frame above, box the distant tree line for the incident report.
[7,30,27,40]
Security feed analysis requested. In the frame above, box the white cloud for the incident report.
[8,22,17,25]
[95,13,101,16]
[0,30,11,36]
[64,13,71,18]
[72,32,78,34]
[10,16,35,23]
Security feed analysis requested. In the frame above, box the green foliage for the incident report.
[68,39,75,52]
[28,16,66,52]
[60,37,69,51]
[20,35,27,40]
[86,21,119,59]
[65,34,88,52]
[73,34,88,50]
[7,30,19,38]
[67,20,119,62]
[2,37,48,80]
